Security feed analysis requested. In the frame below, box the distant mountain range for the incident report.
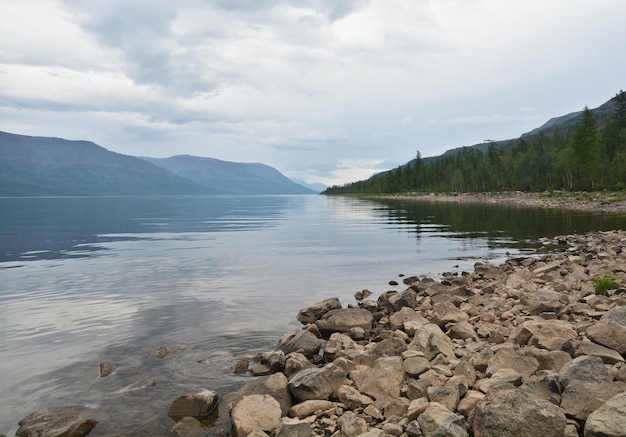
[0,131,318,196]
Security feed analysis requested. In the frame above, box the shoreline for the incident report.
[362,191,626,215]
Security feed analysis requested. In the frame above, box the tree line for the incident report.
[325,91,626,195]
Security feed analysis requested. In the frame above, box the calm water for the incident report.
[1,195,624,435]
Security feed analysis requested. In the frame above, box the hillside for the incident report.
[325,90,626,194]
[0,132,210,196]
[141,155,315,195]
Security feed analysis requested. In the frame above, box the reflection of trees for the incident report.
[369,198,625,250]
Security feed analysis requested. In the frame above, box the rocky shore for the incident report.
[380,191,626,215]
[15,230,626,437]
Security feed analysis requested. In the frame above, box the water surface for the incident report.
[1,195,623,435]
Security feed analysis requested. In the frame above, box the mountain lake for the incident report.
[1,194,625,436]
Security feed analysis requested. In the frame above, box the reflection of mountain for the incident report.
[0,196,292,262]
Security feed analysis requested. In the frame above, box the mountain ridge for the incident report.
[0,132,314,196]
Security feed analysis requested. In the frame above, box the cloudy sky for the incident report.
[1,1,625,186]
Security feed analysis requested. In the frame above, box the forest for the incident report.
[324,91,626,195]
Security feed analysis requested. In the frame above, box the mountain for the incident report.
[0,131,210,196]
[292,179,327,193]
[141,155,316,194]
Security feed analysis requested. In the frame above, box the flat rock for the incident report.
[288,363,346,402]
[486,348,539,379]
[560,380,626,420]
[584,391,626,437]
[586,321,626,354]
[315,308,374,336]
[16,406,98,437]
[472,388,566,437]
[276,417,312,437]
[288,400,334,419]
[575,341,624,365]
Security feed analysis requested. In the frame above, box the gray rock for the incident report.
[223,373,291,415]
[276,417,312,437]
[599,306,626,326]
[288,363,346,402]
[559,355,610,390]
[315,308,374,336]
[284,352,315,378]
[337,411,368,437]
[526,349,572,372]
[16,406,98,437]
[561,380,626,420]
[297,297,342,325]
[337,384,374,409]
[231,394,282,437]
[584,391,626,437]
[276,329,325,358]
[472,388,566,437]
[98,362,115,377]
[167,389,219,422]
[171,416,207,437]
[417,402,468,437]
[427,386,460,412]
[403,356,431,377]
[475,368,522,393]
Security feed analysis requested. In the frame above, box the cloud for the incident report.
[1,0,626,185]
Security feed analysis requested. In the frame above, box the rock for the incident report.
[560,380,626,420]
[486,348,539,379]
[586,321,626,354]
[356,356,405,401]
[154,345,170,359]
[403,356,431,377]
[417,402,468,437]
[372,338,407,357]
[599,306,626,326]
[231,358,250,374]
[559,355,610,390]
[475,368,522,393]
[427,386,460,412]
[575,340,624,365]
[337,411,368,437]
[172,416,207,437]
[407,397,430,421]
[167,388,219,422]
[288,363,347,402]
[230,394,282,437]
[526,290,565,315]
[297,297,342,324]
[525,349,572,372]
[382,422,404,436]
[408,323,455,361]
[337,384,374,409]
[276,329,325,358]
[457,390,484,418]
[389,289,418,310]
[447,321,477,340]
[472,388,566,437]
[389,307,428,330]
[276,417,312,437]
[224,372,291,415]
[584,391,626,437]
[284,352,316,378]
[510,319,577,351]
[288,400,334,419]
[383,397,410,418]
[432,301,469,328]
[16,406,98,437]
[315,308,374,336]
[98,362,115,377]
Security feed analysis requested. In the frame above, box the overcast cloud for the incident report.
[1,0,625,186]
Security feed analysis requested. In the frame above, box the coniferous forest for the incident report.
[324,91,626,195]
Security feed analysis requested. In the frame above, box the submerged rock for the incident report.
[16,406,98,437]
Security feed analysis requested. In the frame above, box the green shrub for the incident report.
[594,273,617,295]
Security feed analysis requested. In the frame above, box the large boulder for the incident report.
[230,394,282,437]
[408,323,455,361]
[472,388,566,437]
[167,388,219,422]
[297,298,342,325]
[223,373,291,415]
[486,348,539,379]
[288,363,346,402]
[586,321,626,354]
[16,406,98,437]
[559,355,610,389]
[584,391,626,437]
[314,308,374,336]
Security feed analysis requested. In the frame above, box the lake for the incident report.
[1,195,624,436]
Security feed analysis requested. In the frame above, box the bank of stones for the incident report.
[212,230,626,437]
[16,230,626,436]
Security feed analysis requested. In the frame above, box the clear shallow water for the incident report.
[1,195,624,436]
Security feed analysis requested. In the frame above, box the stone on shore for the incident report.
[16,406,98,437]
[314,308,374,336]
[472,388,566,437]
[584,391,626,437]
[297,297,342,325]
[230,394,282,437]
[288,363,347,402]
[417,402,468,437]
[276,329,325,358]
[167,388,219,422]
